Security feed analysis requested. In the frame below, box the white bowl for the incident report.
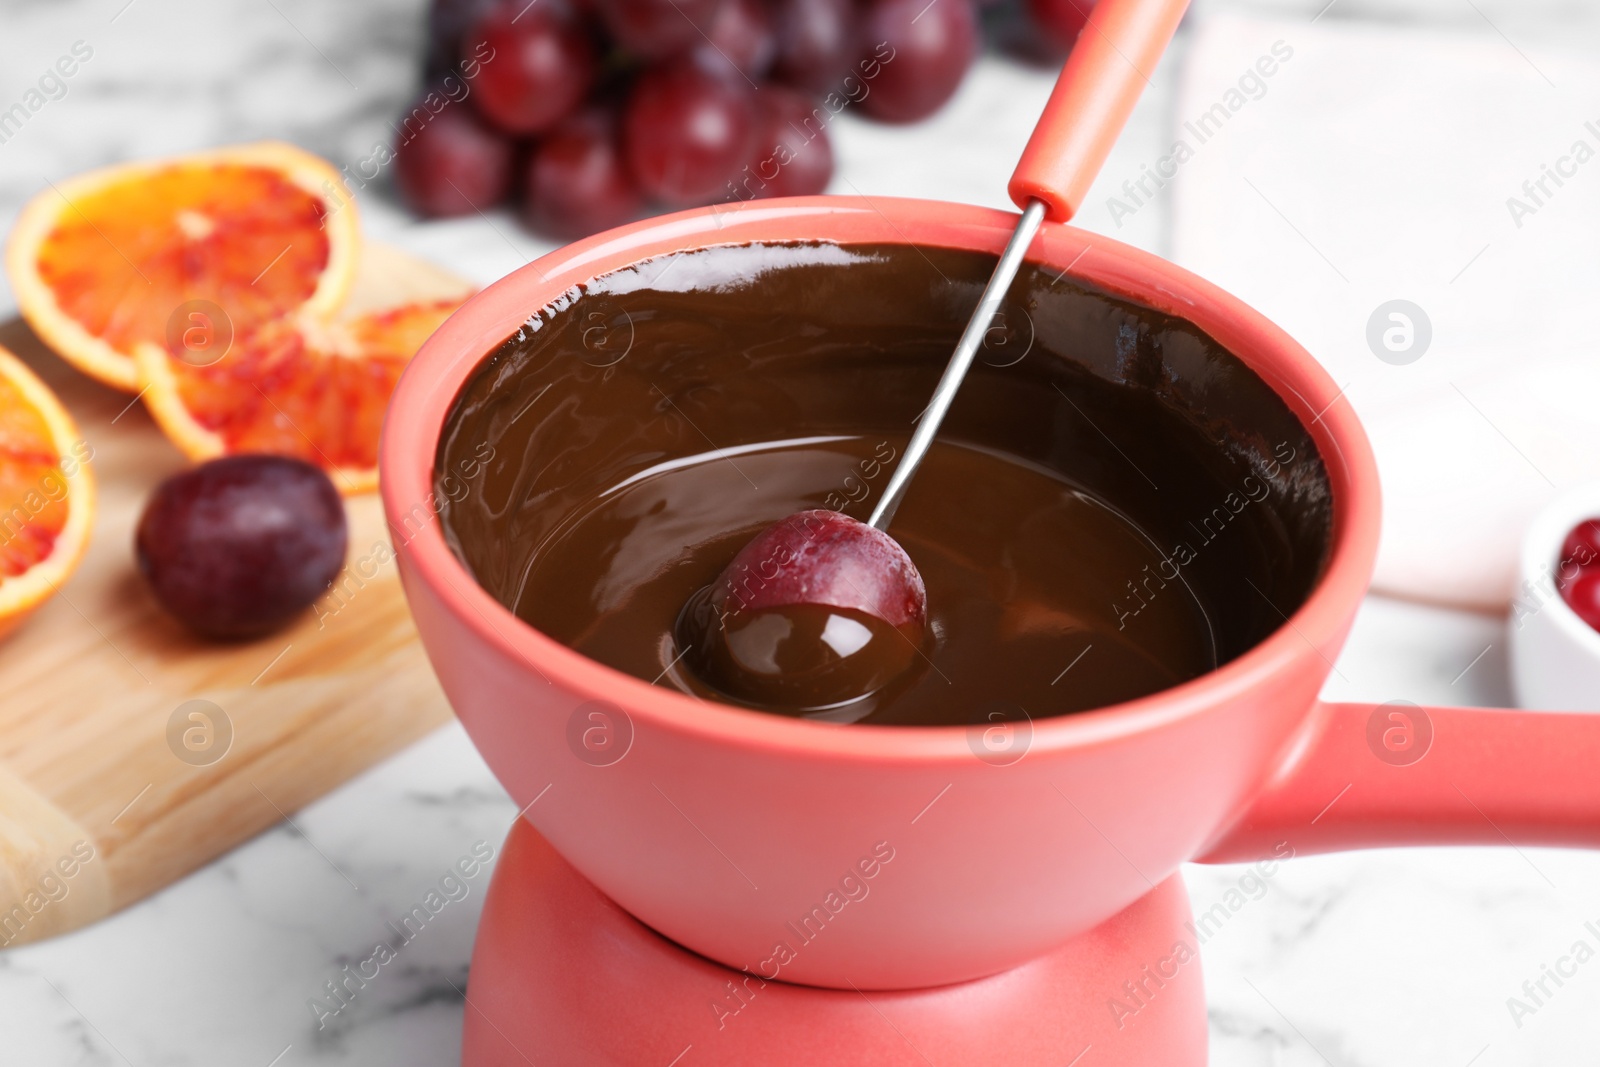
[1510,481,1600,711]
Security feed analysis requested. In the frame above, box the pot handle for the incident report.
[1009,0,1191,223]
[1201,700,1600,863]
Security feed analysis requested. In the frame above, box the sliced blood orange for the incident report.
[6,142,359,392]
[134,298,465,495]
[0,345,95,639]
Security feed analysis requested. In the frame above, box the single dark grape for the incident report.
[593,0,725,59]
[463,0,599,134]
[680,510,926,710]
[1562,568,1600,631]
[770,0,856,94]
[1560,519,1600,580]
[857,0,979,124]
[136,456,348,640]
[691,0,775,83]
[1026,0,1096,54]
[523,107,645,240]
[393,94,514,217]
[623,58,757,206]
[739,88,834,200]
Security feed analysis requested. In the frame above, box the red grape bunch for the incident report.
[395,0,1098,241]
[1559,519,1600,631]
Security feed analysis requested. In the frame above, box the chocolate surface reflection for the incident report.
[436,242,1332,726]
[680,594,923,713]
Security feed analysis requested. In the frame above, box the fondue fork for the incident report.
[685,0,1194,710]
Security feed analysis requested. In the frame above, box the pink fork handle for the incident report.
[1203,701,1600,863]
[1009,0,1192,222]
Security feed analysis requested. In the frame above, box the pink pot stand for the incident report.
[462,816,1207,1067]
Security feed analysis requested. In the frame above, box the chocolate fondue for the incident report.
[435,242,1331,726]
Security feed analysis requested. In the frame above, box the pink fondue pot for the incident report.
[383,188,1600,988]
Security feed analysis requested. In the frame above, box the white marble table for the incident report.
[2,1,1599,1064]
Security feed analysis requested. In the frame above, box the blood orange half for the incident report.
[6,142,359,392]
[135,298,465,495]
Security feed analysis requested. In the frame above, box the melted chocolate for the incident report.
[435,242,1332,727]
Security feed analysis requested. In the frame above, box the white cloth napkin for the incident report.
[1167,13,1600,610]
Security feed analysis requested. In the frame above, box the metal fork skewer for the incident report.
[868,198,1048,532]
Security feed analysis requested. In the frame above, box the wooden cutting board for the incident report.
[0,245,473,948]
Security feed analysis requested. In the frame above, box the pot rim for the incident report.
[380,195,1382,764]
